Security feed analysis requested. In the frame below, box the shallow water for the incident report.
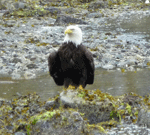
[0,68,150,101]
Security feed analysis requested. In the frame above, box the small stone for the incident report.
[87,13,102,18]
[54,15,88,25]
[14,132,26,135]
[102,64,115,70]
[26,64,38,69]
[11,58,22,63]
[24,71,36,79]
[11,73,21,80]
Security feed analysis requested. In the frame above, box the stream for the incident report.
[0,68,150,101]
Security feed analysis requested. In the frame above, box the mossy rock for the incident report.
[60,89,119,124]
[29,109,87,135]
[3,7,58,18]
[0,89,149,134]
[54,15,88,26]
[0,3,6,10]
[77,0,95,3]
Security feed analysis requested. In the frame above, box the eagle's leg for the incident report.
[79,77,86,88]
[64,78,73,88]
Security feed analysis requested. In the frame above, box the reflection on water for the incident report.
[0,68,150,101]
[87,68,150,96]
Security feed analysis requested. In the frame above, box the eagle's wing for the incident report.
[82,46,95,84]
[48,51,64,85]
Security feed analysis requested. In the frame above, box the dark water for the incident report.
[0,68,150,101]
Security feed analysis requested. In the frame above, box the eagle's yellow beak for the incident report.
[65,29,73,34]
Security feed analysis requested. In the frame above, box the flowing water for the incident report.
[0,68,150,101]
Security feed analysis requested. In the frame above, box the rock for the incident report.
[14,132,26,135]
[137,109,150,128]
[79,0,95,3]
[60,89,116,124]
[24,71,36,79]
[87,12,102,18]
[0,98,6,107]
[115,54,123,59]
[10,58,22,63]
[63,7,77,14]
[44,7,61,14]
[45,99,60,110]
[102,64,115,70]
[54,15,88,25]
[88,1,106,10]
[26,64,38,69]
[13,2,26,9]
[30,110,87,135]
[117,61,128,68]
[11,73,21,80]
[142,58,150,67]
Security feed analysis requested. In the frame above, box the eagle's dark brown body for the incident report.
[48,42,95,88]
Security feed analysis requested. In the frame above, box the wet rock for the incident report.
[30,110,87,135]
[54,15,88,25]
[45,99,60,110]
[13,2,26,9]
[10,58,22,63]
[14,132,26,135]
[121,49,126,52]
[24,71,36,79]
[60,89,116,124]
[88,1,106,10]
[87,12,103,18]
[44,7,61,15]
[102,64,115,70]
[117,61,128,68]
[0,98,5,107]
[115,54,123,59]
[11,73,21,80]
[142,58,150,67]
[137,109,150,128]
[63,7,77,14]
[26,64,38,69]
[79,0,95,3]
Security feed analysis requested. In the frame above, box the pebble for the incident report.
[107,123,150,135]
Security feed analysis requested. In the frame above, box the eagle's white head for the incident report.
[64,25,82,46]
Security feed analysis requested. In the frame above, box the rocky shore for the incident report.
[1,88,150,135]
[0,0,150,79]
[1,0,150,134]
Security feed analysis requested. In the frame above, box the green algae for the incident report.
[36,42,49,46]
[30,109,62,123]
[3,7,55,18]
[87,123,106,133]
[90,47,99,51]
[0,88,148,134]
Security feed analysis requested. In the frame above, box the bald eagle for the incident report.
[48,25,95,88]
